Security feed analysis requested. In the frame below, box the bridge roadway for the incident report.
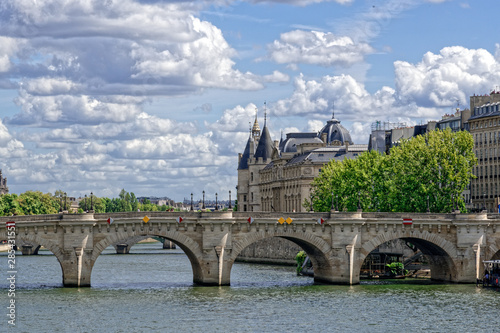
[1,211,499,287]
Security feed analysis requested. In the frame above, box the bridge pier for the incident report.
[115,244,129,254]
[21,244,41,255]
[163,239,176,249]
[60,248,93,287]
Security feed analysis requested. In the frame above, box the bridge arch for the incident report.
[229,231,335,284]
[359,231,459,282]
[0,231,66,284]
[91,230,204,285]
[0,231,64,261]
[488,244,500,260]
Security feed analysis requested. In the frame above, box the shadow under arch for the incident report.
[360,232,458,282]
[0,231,65,284]
[91,230,204,285]
[229,231,335,284]
[489,246,500,261]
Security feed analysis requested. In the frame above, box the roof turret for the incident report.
[318,113,353,146]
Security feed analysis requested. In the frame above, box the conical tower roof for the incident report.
[254,124,273,161]
[238,136,252,170]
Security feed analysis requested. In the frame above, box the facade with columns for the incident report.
[237,110,367,212]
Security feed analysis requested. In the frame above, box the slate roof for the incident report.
[254,125,274,161]
[237,137,252,170]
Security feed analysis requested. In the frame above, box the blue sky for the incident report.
[0,0,499,202]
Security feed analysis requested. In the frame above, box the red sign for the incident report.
[176,216,183,223]
[317,218,325,225]
[247,217,254,224]
[402,218,413,225]
[6,221,15,228]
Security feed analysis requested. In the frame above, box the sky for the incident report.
[0,0,499,202]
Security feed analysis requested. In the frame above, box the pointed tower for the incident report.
[247,106,274,212]
[252,109,261,141]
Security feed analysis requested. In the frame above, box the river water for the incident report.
[1,242,499,333]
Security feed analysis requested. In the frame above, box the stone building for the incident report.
[0,170,8,195]
[468,91,500,212]
[237,111,368,212]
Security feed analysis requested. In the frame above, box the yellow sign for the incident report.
[278,217,285,224]
[286,217,293,224]
[143,216,150,223]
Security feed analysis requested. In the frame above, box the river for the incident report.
[1,242,499,332]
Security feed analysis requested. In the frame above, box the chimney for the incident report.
[321,133,327,144]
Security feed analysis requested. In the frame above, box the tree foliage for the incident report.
[0,191,60,216]
[310,129,476,213]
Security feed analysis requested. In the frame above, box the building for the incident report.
[237,110,368,212]
[0,170,8,195]
[468,90,500,212]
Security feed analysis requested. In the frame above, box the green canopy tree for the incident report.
[310,128,476,213]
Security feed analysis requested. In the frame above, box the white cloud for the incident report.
[10,91,144,125]
[249,0,353,5]
[266,30,374,67]
[395,46,500,107]
[307,120,325,132]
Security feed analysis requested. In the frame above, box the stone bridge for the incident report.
[1,211,499,287]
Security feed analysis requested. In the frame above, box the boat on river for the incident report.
[479,260,500,288]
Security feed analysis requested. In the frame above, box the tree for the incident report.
[310,128,476,213]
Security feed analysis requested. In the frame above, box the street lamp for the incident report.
[190,193,194,211]
[60,193,63,212]
[331,192,334,211]
[202,191,205,209]
[310,192,313,212]
[64,192,67,211]
[84,194,87,211]
[229,190,232,209]
[483,191,486,211]
[90,192,93,211]
[215,193,218,210]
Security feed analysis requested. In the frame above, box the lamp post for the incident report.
[202,191,205,209]
[60,193,63,212]
[64,192,67,211]
[229,190,232,209]
[90,192,93,211]
[331,192,334,211]
[84,194,87,212]
[215,193,218,211]
[483,191,486,211]
[336,195,338,212]
[190,193,194,211]
[310,192,313,212]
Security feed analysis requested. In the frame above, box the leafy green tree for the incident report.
[310,129,476,213]
[0,194,22,216]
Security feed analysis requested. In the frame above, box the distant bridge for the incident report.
[1,211,499,287]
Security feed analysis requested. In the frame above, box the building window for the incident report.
[243,195,247,202]
[251,172,254,182]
